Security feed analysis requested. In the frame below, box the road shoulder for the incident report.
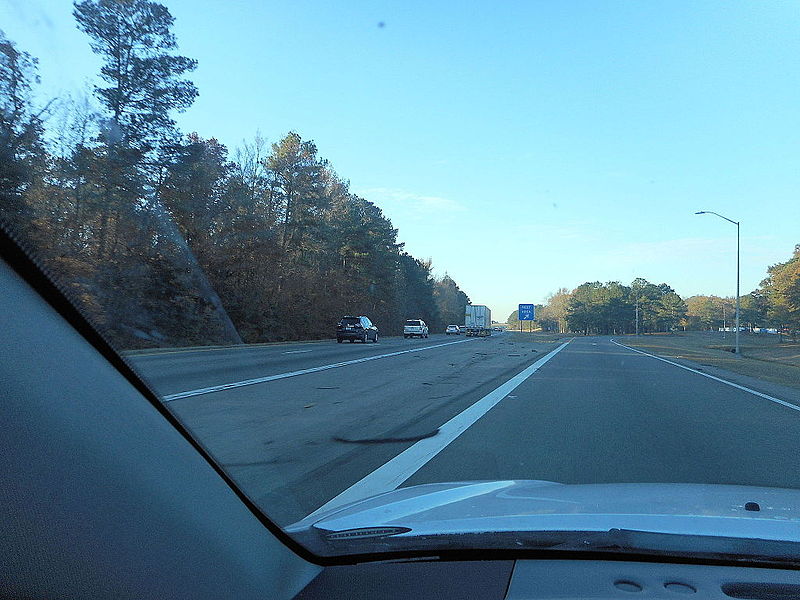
[612,338,800,407]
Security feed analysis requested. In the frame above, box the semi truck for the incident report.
[464,304,492,337]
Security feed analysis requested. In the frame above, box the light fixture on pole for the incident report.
[695,211,740,355]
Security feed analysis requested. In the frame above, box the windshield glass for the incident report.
[2,0,800,563]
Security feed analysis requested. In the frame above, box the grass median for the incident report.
[618,331,800,391]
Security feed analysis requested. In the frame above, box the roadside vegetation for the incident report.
[0,2,470,348]
[507,250,800,341]
[3,1,797,352]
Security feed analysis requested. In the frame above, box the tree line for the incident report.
[0,1,471,348]
[507,250,800,339]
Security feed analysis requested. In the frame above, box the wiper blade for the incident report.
[509,528,800,566]
[306,527,800,566]
[578,528,800,565]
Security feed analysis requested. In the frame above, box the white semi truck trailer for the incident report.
[464,304,492,337]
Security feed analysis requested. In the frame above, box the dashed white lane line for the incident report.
[283,350,313,354]
[163,338,476,402]
[611,339,800,412]
[292,339,573,526]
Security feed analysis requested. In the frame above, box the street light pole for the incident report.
[736,218,740,353]
[695,211,740,355]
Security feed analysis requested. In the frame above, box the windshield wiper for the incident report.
[575,528,800,565]
[303,527,800,566]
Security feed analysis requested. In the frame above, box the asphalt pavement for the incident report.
[128,334,800,526]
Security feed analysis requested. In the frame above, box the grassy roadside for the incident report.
[619,331,800,390]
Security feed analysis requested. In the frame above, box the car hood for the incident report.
[288,481,800,559]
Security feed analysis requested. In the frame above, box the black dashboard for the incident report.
[296,558,800,599]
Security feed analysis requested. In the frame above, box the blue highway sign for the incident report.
[518,303,535,321]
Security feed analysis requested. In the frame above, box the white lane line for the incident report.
[611,339,800,412]
[283,350,312,354]
[163,338,476,402]
[293,339,573,526]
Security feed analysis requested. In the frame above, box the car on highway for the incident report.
[336,316,378,343]
[445,324,461,335]
[403,319,429,338]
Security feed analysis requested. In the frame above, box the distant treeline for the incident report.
[0,2,470,348]
[508,259,800,337]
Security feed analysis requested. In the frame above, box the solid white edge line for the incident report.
[610,339,800,412]
[292,338,573,527]
[163,338,476,401]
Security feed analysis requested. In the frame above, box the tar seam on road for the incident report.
[611,339,800,412]
[162,338,477,402]
[291,339,573,527]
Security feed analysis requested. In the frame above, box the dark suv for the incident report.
[336,316,379,343]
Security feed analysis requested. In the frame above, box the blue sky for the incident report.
[4,0,799,320]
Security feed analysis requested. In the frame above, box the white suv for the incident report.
[403,319,429,339]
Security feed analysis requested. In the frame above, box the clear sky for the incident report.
[4,0,799,320]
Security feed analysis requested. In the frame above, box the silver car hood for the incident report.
[288,480,800,545]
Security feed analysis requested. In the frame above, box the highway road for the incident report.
[128,334,800,527]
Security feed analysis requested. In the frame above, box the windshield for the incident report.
[2,0,800,564]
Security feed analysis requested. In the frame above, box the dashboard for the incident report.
[297,558,800,599]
